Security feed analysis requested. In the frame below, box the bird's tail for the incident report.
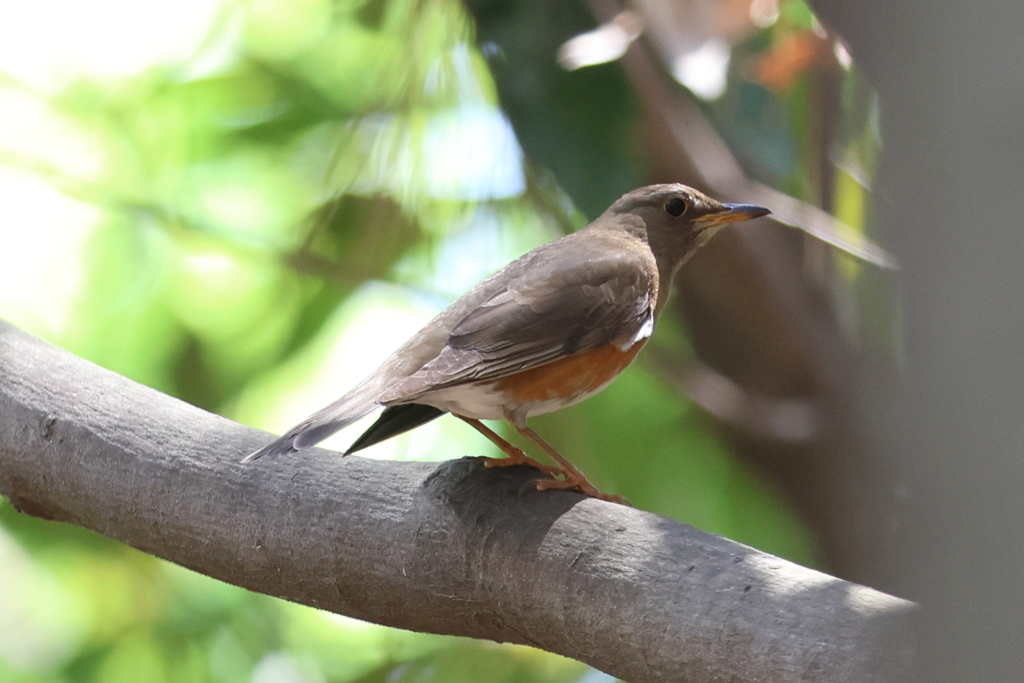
[242,387,380,462]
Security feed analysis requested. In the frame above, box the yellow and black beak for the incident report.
[697,203,771,230]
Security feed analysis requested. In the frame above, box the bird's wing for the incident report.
[380,243,656,399]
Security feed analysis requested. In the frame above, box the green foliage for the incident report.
[0,0,869,680]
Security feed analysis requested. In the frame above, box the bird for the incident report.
[244,184,769,502]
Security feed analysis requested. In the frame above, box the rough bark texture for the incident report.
[0,321,913,682]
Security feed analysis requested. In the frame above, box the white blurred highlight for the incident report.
[671,37,732,101]
[557,11,644,70]
[0,0,222,91]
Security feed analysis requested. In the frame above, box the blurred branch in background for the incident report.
[561,3,895,268]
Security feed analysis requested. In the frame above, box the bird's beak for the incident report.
[697,203,771,230]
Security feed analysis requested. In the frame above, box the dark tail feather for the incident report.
[344,404,445,455]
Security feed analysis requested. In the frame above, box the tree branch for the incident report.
[0,321,914,682]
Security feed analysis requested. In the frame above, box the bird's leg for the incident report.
[506,418,630,505]
[455,415,561,479]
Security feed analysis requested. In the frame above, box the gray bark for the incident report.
[0,320,914,682]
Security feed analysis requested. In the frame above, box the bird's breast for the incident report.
[495,340,644,409]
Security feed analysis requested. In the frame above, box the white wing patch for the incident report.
[613,310,654,351]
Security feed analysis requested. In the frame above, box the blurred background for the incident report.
[0,0,906,681]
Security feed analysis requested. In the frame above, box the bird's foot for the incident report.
[480,452,562,479]
[531,476,631,506]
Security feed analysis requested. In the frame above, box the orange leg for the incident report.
[455,416,561,479]
[506,419,630,506]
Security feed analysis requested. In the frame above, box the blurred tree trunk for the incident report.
[810,1,1024,681]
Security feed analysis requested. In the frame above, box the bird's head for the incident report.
[600,183,770,277]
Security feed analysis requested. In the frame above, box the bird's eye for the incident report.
[665,197,688,217]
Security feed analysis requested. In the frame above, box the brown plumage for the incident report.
[244,184,769,502]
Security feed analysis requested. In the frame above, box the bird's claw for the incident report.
[530,476,631,506]
[477,447,629,505]
[479,453,562,479]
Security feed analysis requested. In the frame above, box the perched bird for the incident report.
[245,184,769,501]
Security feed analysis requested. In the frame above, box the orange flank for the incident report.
[496,341,644,403]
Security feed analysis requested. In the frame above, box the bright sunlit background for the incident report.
[0,0,869,680]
